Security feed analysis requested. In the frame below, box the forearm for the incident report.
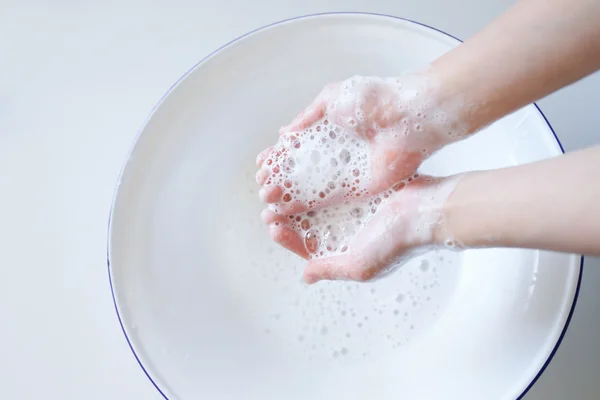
[430,0,600,134]
[444,146,600,255]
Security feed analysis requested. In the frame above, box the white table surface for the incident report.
[1,0,599,399]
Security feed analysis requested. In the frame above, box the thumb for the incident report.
[279,83,338,134]
[303,256,351,284]
[303,254,380,284]
[280,98,326,135]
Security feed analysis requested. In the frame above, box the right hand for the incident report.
[256,74,465,214]
[259,175,458,283]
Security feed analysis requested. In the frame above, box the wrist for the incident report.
[439,170,502,250]
[428,59,503,137]
[395,68,474,153]
[428,173,468,249]
[398,174,464,249]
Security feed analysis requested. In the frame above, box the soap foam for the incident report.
[265,122,461,260]
[261,75,466,261]
[263,117,397,258]
[287,191,392,258]
[264,118,373,211]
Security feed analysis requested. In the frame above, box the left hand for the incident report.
[255,74,464,215]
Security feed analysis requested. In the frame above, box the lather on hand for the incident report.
[257,0,600,283]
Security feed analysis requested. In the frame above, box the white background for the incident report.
[1,0,599,398]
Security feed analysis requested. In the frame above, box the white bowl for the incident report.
[108,13,582,400]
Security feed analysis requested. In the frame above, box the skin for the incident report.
[257,0,600,283]
[306,145,600,283]
[445,146,600,255]
[430,0,600,133]
[261,176,451,283]
[255,76,453,214]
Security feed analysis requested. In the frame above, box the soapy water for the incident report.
[254,249,460,363]
[213,183,461,364]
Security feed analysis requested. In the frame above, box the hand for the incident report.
[256,74,465,214]
[261,175,459,283]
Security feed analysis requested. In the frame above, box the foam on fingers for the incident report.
[259,185,283,203]
[261,209,287,225]
[264,119,373,213]
[255,168,271,185]
[258,74,469,277]
[256,146,274,167]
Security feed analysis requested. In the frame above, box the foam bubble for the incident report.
[262,85,464,261]
[264,118,373,213]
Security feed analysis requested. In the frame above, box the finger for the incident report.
[258,185,283,203]
[273,200,307,215]
[255,168,271,185]
[281,101,325,134]
[408,174,437,187]
[258,192,308,215]
[303,255,354,284]
[260,209,290,225]
[256,146,274,167]
[304,255,381,284]
[269,223,309,259]
[280,85,336,134]
[271,188,346,215]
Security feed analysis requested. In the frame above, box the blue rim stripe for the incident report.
[106,12,584,400]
